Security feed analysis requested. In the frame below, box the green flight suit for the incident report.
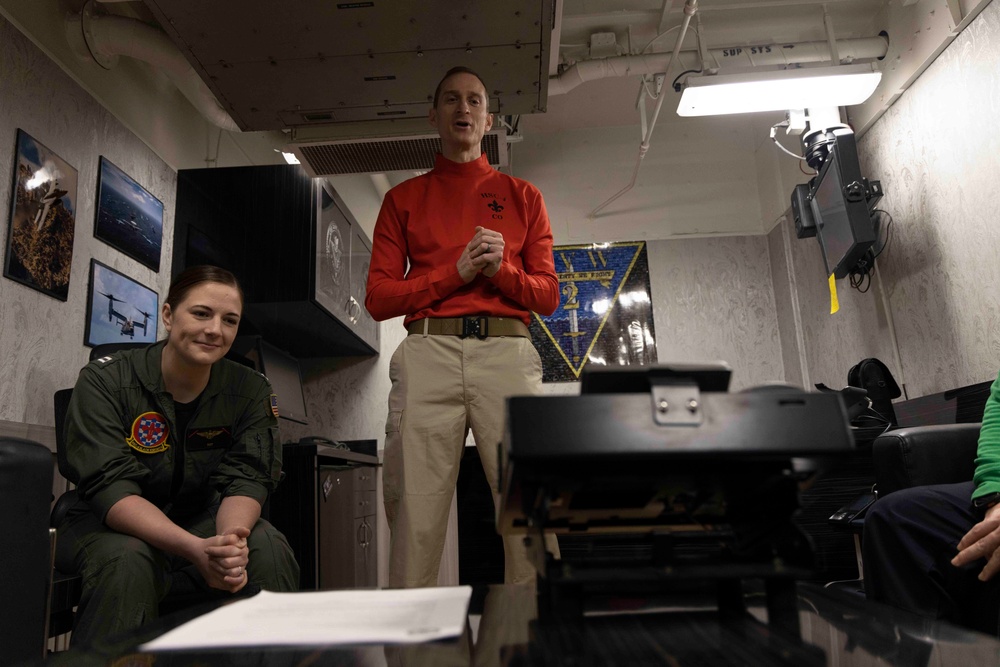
[55,341,299,647]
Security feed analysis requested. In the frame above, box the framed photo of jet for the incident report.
[84,259,158,347]
[93,156,163,272]
[4,128,78,301]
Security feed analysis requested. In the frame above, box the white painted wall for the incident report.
[771,0,1000,397]
[517,112,776,243]
[0,15,175,430]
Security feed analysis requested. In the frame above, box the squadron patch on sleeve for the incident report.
[126,412,171,454]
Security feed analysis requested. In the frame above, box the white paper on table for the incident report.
[140,586,473,651]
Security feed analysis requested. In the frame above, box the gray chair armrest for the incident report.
[872,423,981,497]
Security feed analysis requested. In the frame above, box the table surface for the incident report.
[38,581,1000,667]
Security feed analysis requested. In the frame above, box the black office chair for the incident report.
[49,387,81,639]
[821,423,982,596]
[49,343,149,639]
[0,437,54,663]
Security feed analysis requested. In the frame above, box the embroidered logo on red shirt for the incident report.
[481,192,506,219]
[126,412,170,454]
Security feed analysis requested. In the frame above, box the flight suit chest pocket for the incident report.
[185,426,233,452]
[185,425,231,472]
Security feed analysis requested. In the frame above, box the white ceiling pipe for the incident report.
[66,7,240,132]
[549,36,887,96]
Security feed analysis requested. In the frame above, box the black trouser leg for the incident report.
[863,481,1000,634]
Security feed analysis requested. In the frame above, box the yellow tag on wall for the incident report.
[829,273,840,314]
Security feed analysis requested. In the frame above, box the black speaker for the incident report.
[791,183,816,239]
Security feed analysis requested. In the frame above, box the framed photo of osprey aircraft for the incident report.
[84,258,158,347]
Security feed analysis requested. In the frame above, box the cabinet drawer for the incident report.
[353,466,376,491]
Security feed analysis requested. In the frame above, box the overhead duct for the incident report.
[65,0,239,132]
[549,36,888,96]
[290,127,508,178]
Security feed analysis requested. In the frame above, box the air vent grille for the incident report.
[294,131,506,176]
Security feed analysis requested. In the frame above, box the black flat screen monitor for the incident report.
[809,134,877,279]
[243,338,308,425]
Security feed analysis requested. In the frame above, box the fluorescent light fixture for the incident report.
[677,64,882,117]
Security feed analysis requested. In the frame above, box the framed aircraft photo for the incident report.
[4,128,78,301]
[84,259,158,347]
[94,156,163,272]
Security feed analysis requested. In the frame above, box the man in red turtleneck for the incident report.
[365,66,559,588]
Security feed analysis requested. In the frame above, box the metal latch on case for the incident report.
[651,382,702,426]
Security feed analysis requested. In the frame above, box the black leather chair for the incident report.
[49,388,81,639]
[871,423,981,496]
[864,423,993,633]
[49,343,149,639]
[823,423,981,592]
[0,437,54,663]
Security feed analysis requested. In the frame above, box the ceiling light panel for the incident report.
[677,64,882,117]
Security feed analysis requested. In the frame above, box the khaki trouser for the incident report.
[383,332,542,588]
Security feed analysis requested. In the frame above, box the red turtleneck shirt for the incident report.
[365,153,559,327]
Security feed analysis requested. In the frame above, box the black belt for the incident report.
[407,317,530,339]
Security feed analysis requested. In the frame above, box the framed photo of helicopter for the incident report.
[84,259,158,347]
[93,156,163,272]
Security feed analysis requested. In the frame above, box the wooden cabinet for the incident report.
[173,164,378,357]
[318,465,377,590]
[269,440,379,590]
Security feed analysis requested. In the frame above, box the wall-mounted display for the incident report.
[84,259,158,347]
[94,156,163,272]
[4,128,77,301]
[530,241,657,383]
[314,182,351,323]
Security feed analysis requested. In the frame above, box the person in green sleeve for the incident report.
[863,370,1000,634]
[55,265,299,647]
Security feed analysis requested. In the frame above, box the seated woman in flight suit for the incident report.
[56,265,299,647]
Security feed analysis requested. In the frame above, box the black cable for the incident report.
[848,209,894,292]
[849,266,872,292]
[672,69,703,92]
[871,209,893,258]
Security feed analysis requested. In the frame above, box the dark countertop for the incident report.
[36,581,1000,667]
[283,440,379,466]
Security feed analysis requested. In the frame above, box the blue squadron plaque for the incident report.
[530,241,657,383]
